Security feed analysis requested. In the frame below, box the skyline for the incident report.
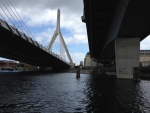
[0,0,150,65]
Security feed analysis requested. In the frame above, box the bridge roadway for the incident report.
[0,19,71,69]
[82,0,150,63]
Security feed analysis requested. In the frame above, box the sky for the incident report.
[0,0,150,65]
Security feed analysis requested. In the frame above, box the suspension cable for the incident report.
[0,0,25,33]
[7,0,35,40]
[5,0,32,36]
[0,1,14,26]
[0,12,6,21]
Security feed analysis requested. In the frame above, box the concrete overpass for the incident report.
[82,0,150,79]
[0,19,71,69]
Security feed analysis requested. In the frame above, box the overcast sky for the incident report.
[0,0,150,65]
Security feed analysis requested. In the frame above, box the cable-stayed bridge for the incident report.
[0,0,73,69]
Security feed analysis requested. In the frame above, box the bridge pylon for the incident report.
[47,9,74,68]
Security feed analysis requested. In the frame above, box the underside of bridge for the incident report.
[82,0,150,62]
[0,20,70,69]
[82,0,150,79]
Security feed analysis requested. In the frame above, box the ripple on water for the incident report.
[0,73,150,112]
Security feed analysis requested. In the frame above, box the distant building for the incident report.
[84,52,97,68]
[0,60,16,69]
[140,50,150,67]
[0,60,38,71]
[84,52,90,67]
[80,61,83,69]
[80,61,83,66]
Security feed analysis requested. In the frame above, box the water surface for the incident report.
[0,72,150,112]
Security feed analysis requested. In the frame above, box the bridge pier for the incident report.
[115,38,140,79]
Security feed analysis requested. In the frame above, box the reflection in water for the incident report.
[0,72,150,112]
[136,81,150,113]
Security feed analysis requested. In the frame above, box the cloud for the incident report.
[34,27,55,46]
[11,0,83,14]
[22,9,57,27]
[64,34,88,45]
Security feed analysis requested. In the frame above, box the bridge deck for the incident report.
[83,0,150,62]
[0,19,70,69]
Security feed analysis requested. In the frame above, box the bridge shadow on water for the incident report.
[85,74,150,113]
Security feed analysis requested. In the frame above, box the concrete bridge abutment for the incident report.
[115,38,140,79]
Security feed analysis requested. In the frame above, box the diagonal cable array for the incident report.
[0,0,35,40]
[51,35,66,60]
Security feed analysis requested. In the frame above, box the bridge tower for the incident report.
[47,9,74,68]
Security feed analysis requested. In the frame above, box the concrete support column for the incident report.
[115,38,140,79]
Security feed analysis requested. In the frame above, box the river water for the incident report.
[0,72,150,113]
